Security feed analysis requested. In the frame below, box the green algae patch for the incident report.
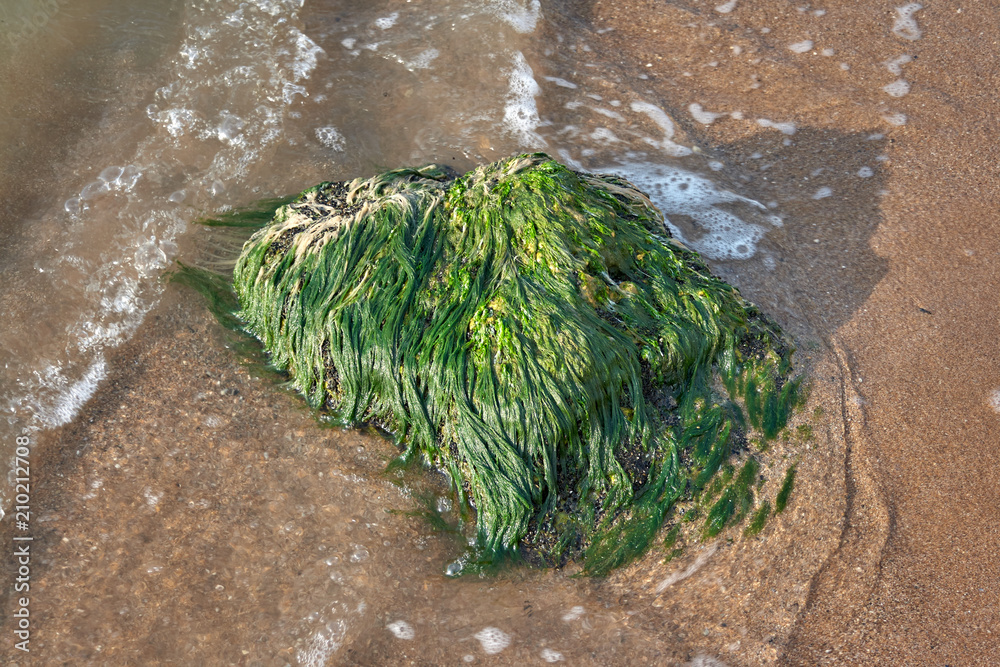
[744,499,772,537]
[775,464,797,514]
[231,153,801,574]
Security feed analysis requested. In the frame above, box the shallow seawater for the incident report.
[0,0,905,663]
[0,0,822,455]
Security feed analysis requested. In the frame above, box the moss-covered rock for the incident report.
[233,153,800,574]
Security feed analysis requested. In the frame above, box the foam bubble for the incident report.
[893,3,923,41]
[756,118,797,135]
[788,40,813,53]
[81,477,104,501]
[216,113,245,144]
[857,167,874,178]
[282,82,308,104]
[292,31,325,79]
[134,238,169,275]
[610,162,767,260]
[4,0,327,473]
[812,186,832,200]
[99,166,124,183]
[541,648,565,662]
[404,48,440,70]
[32,357,108,428]
[689,103,723,125]
[85,165,143,195]
[592,106,625,121]
[474,627,511,654]
[655,545,718,593]
[988,389,1000,414]
[686,656,729,667]
[590,127,621,143]
[387,620,415,640]
[143,487,164,507]
[297,621,347,667]
[253,0,305,17]
[630,101,692,156]
[561,605,585,621]
[503,51,545,147]
[120,165,142,191]
[375,12,399,30]
[883,79,910,97]
[80,180,111,201]
[153,107,198,137]
[487,0,542,34]
[543,76,577,89]
[315,126,346,151]
[886,54,913,75]
[178,43,204,70]
[349,544,369,563]
[715,0,738,13]
[882,112,908,126]
[820,47,835,56]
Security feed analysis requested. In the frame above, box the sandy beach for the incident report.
[1,1,998,664]
[579,3,1000,663]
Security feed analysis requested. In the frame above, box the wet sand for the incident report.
[613,2,1000,663]
[4,1,1000,665]
[0,286,846,665]
[577,1,1000,662]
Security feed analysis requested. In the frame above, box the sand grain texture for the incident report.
[1,1,998,665]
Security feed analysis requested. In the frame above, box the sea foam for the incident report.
[610,162,769,261]
[4,0,330,476]
[504,51,545,147]
[892,3,923,41]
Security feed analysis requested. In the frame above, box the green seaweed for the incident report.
[169,263,244,332]
[215,153,800,574]
[662,523,685,562]
[775,464,797,513]
[197,195,298,228]
[744,499,771,537]
[703,457,759,538]
[662,522,682,550]
[389,492,462,536]
[699,463,734,504]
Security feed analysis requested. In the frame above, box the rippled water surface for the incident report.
[1,0,812,449]
[1,0,909,663]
